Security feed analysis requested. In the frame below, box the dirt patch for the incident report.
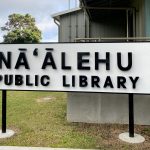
[36,96,56,103]
[73,123,150,150]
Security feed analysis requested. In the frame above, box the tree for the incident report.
[1,14,42,43]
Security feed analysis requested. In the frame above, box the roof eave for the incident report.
[51,7,81,21]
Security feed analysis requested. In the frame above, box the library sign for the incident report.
[0,42,150,94]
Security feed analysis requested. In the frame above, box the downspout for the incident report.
[54,19,60,27]
[54,19,60,42]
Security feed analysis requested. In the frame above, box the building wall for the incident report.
[67,93,150,125]
[66,9,129,124]
[59,9,127,41]
[59,10,89,42]
[145,0,150,36]
[58,1,150,125]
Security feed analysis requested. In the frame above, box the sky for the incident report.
[0,0,79,42]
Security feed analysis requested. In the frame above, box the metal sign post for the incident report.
[119,94,145,143]
[129,93,134,137]
[0,90,15,138]
[2,90,7,133]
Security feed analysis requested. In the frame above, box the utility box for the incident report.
[52,0,150,125]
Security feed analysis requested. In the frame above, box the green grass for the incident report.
[0,91,149,149]
[0,91,95,148]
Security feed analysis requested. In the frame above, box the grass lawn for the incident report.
[0,91,150,149]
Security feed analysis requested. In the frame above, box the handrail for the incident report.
[75,37,150,42]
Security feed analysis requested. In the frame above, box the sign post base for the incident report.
[119,132,145,143]
[0,129,15,138]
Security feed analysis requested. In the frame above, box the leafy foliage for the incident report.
[1,14,42,43]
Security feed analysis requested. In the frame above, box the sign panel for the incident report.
[0,42,149,94]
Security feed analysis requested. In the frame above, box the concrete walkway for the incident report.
[0,147,93,150]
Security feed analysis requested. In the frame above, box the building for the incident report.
[52,0,150,125]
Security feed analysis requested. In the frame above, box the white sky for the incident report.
[0,0,79,42]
